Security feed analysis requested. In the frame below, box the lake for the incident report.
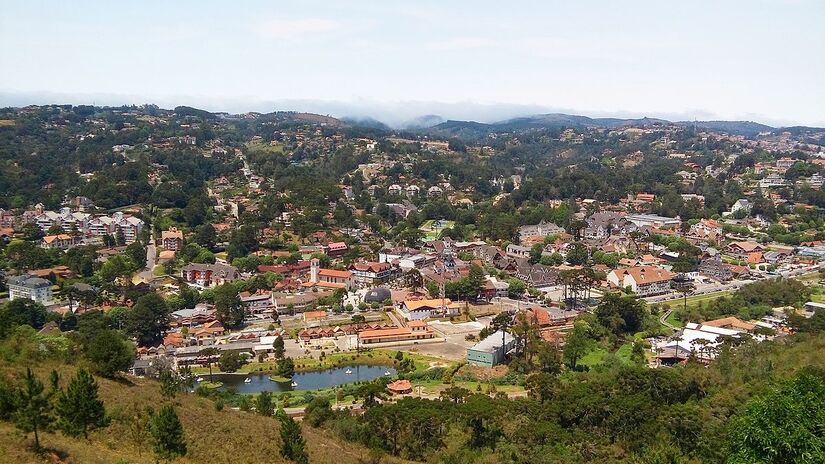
[196,364,396,394]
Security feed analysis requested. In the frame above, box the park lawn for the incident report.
[665,309,685,328]
[664,290,734,313]
[579,342,636,368]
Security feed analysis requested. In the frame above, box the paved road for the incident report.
[137,237,157,281]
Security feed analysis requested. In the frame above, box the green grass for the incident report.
[268,375,291,382]
[665,309,685,328]
[579,342,637,368]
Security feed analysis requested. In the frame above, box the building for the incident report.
[386,379,413,395]
[87,212,145,243]
[398,298,460,320]
[698,256,732,282]
[180,263,239,288]
[607,266,675,296]
[466,330,516,367]
[324,241,348,258]
[8,274,53,305]
[40,234,80,250]
[161,227,184,251]
[625,214,681,229]
[518,220,566,243]
[358,320,435,345]
[307,258,355,291]
[349,261,396,285]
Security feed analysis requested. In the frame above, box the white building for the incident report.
[8,275,53,305]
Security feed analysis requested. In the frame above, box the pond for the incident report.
[195,364,396,394]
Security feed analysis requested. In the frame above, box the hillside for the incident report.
[0,364,410,464]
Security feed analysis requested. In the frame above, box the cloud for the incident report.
[256,18,343,40]
[430,36,493,51]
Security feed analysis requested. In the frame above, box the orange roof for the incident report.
[318,269,352,279]
[614,266,674,284]
[403,299,452,311]
[303,310,327,320]
[747,252,763,264]
[703,316,756,332]
[43,234,74,243]
[387,379,412,392]
[359,327,413,340]
[408,320,428,328]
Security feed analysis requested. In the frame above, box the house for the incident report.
[427,185,444,197]
[518,220,566,243]
[703,316,757,333]
[388,184,403,196]
[698,255,732,282]
[348,261,396,285]
[358,321,435,345]
[8,274,53,305]
[239,289,275,315]
[607,266,675,297]
[690,219,722,240]
[405,185,421,198]
[190,321,225,345]
[466,330,516,367]
[398,298,459,320]
[324,241,348,258]
[726,241,764,257]
[585,212,630,239]
[728,199,753,216]
[180,263,239,288]
[506,244,531,258]
[41,234,80,250]
[161,227,184,251]
[272,291,333,314]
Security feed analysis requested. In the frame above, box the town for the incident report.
[1,102,824,462]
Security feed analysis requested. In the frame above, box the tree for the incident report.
[148,405,187,461]
[525,372,557,402]
[218,351,245,373]
[14,368,53,450]
[159,368,184,399]
[563,322,592,370]
[124,292,169,346]
[125,241,147,269]
[594,292,647,336]
[565,242,589,266]
[276,357,295,378]
[214,283,244,328]
[56,368,109,439]
[255,391,274,417]
[194,224,217,250]
[85,329,135,378]
[277,408,309,464]
[729,368,825,463]
[0,298,48,331]
[273,336,285,359]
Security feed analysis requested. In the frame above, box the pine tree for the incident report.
[277,408,308,464]
[14,368,53,450]
[56,369,109,439]
[149,404,187,460]
[273,336,285,359]
[255,391,274,417]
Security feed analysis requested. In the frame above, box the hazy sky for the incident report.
[1,0,824,126]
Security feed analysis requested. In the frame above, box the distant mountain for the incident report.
[674,120,773,137]
[402,114,445,129]
[341,116,390,130]
[419,112,825,139]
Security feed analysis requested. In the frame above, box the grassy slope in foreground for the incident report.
[0,364,411,464]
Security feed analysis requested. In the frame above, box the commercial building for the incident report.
[466,330,515,367]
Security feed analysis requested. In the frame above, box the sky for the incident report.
[1,0,824,127]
